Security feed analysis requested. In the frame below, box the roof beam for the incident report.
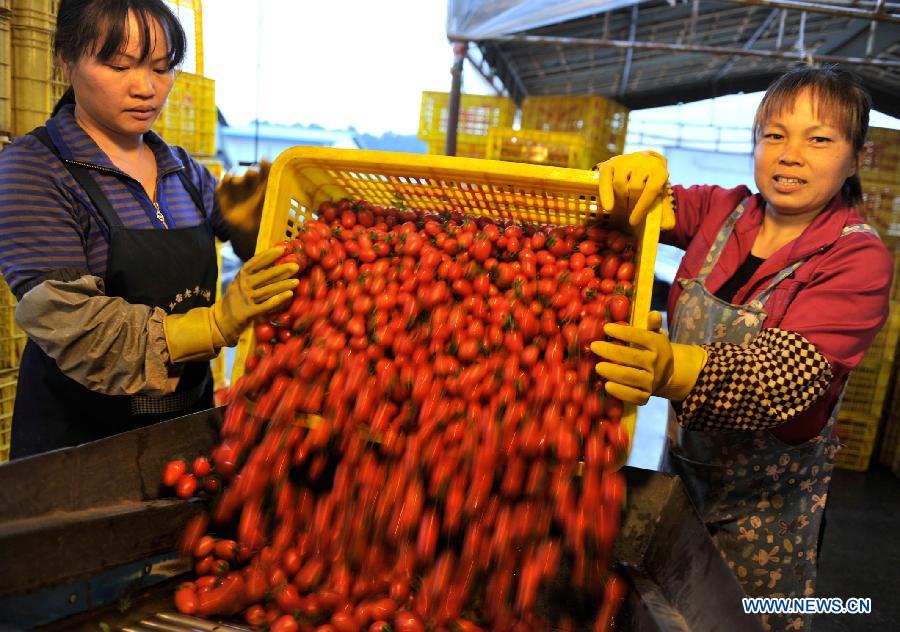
[714,8,781,80]
[465,50,509,96]
[482,34,900,69]
[722,0,900,24]
[619,4,640,99]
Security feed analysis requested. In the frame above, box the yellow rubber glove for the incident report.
[590,311,707,405]
[164,246,298,362]
[597,151,676,230]
[217,160,271,260]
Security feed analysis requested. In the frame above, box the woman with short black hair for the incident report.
[0,0,296,458]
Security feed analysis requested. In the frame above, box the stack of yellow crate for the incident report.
[522,95,629,166]
[864,126,900,475]
[0,276,25,461]
[835,303,900,470]
[835,126,900,472]
[155,0,216,159]
[418,91,516,159]
[484,95,629,170]
[1,0,11,141]
[8,0,59,137]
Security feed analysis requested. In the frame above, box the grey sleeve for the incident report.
[14,275,181,396]
[676,328,834,431]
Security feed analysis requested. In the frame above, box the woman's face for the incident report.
[62,10,175,142]
[753,88,859,218]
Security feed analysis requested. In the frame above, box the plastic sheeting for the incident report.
[447,0,641,41]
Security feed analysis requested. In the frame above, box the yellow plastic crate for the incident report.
[418,91,516,145]
[520,95,629,165]
[486,128,592,170]
[0,2,11,136]
[9,0,55,30]
[891,251,900,302]
[166,0,204,75]
[425,139,486,160]
[9,18,54,135]
[841,362,894,419]
[836,413,880,444]
[860,127,900,175]
[196,155,224,181]
[840,302,900,418]
[0,367,17,462]
[154,71,215,155]
[861,173,899,249]
[0,276,26,371]
[232,146,663,452]
[834,442,874,472]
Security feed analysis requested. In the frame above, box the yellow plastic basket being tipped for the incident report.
[232,147,661,456]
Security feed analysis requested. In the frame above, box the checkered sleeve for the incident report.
[676,328,834,431]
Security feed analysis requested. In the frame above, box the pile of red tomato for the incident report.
[167,199,637,630]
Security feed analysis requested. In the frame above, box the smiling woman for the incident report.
[590,65,892,632]
[0,0,298,459]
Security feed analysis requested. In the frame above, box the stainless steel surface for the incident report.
[157,612,257,631]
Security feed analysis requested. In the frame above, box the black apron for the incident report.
[9,128,217,459]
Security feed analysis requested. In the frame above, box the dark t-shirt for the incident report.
[714,254,766,304]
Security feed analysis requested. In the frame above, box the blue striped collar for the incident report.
[46,104,186,176]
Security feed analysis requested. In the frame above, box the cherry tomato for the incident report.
[176,474,199,499]
[616,261,635,282]
[203,475,221,494]
[244,604,267,626]
[272,614,300,632]
[162,460,187,487]
[191,456,211,478]
[193,535,215,559]
[174,585,198,614]
[393,612,425,632]
[255,322,277,344]
[608,294,631,322]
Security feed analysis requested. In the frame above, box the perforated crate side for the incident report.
[485,128,591,170]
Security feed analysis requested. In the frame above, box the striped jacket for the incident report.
[0,105,231,396]
[0,104,230,299]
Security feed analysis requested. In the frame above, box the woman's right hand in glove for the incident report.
[597,150,675,230]
[164,247,298,362]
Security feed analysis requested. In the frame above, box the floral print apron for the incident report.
[661,200,876,631]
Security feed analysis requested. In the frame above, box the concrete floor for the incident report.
[814,464,900,631]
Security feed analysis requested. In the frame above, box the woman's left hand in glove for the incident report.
[217,160,271,259]
[590,311,707,405]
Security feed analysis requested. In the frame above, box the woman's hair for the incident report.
[753,64,871,207]
[51,0,187,116]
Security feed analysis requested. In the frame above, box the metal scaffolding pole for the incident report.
[445,42,468,157]
[723,0,900,25]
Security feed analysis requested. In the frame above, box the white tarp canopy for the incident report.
[447,0,643,40]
